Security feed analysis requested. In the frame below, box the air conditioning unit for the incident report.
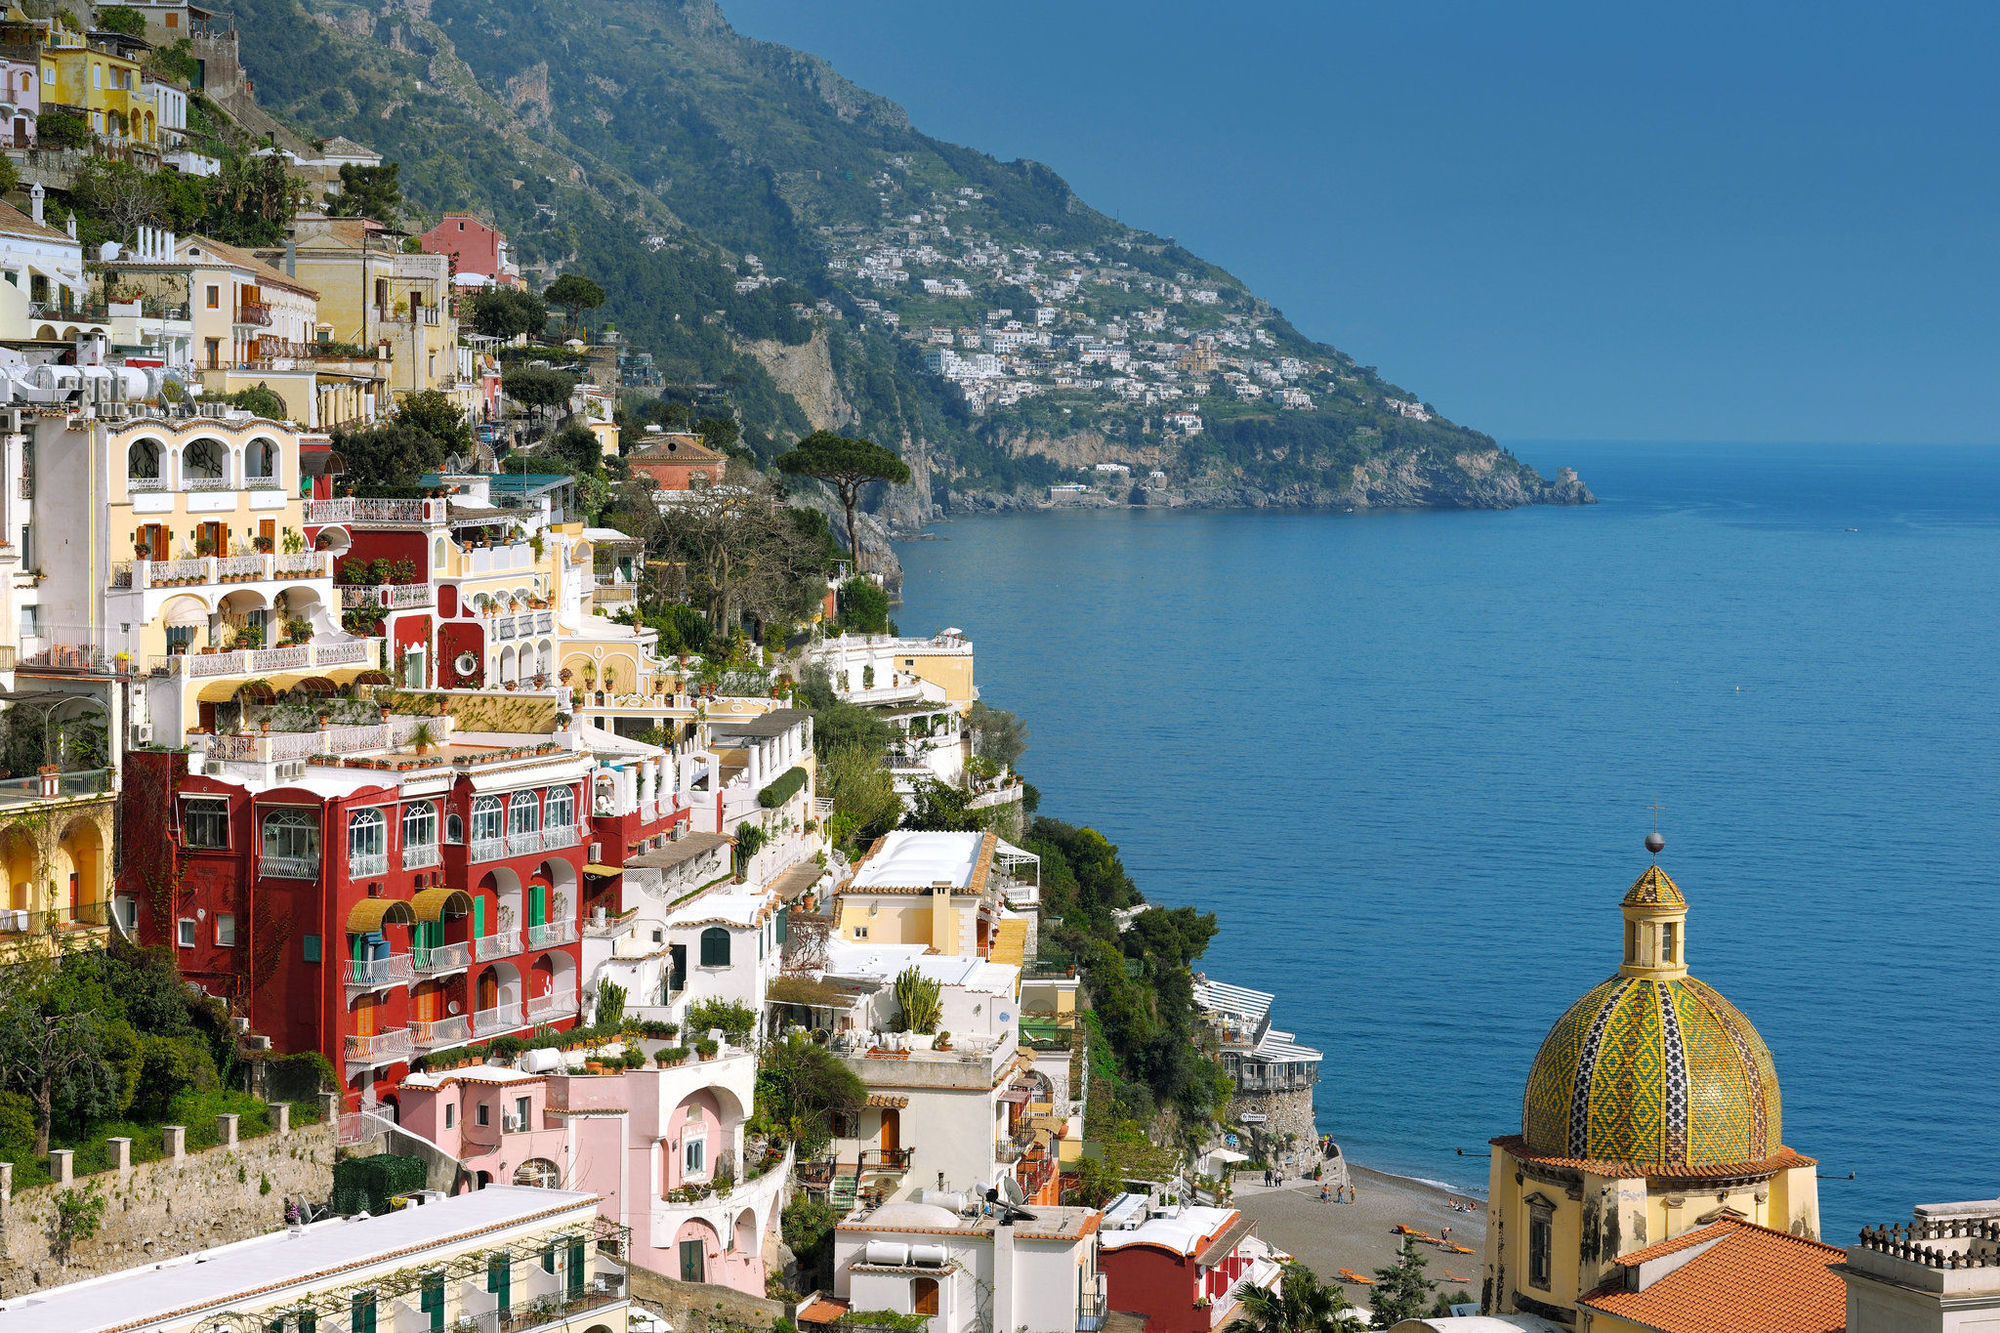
[133,722,153,746]
[587,841,602,862]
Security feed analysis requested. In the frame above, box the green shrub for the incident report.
[757,766,808,808]
[331,1153,429,1216]
[685,999,756,1043]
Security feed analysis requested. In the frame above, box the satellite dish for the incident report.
[1000,1175,1024,1206]
[99,241,122,261]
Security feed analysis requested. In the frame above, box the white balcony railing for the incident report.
[470,837,508,864]
[506,830,541,856]
[305,497,442,526]
[526,989,579,1022]
[527,919,577,949]
[403,842,440,870]
[412,940,471,974]
[345,1029,413,1064]
[542,823,578,849]
[474,929,520,961]
[215,554,264,580]
[345,954,413,989]
[314,640,371,666]
[260,853,319,880]
[153,637,377,681]
[412,1015,471,1049]
[473,1001,523,1037]
[348,850,387,878]
[274,551,328,577]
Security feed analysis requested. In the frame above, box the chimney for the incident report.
[165,230,176,259]
[65,212,76,241]
[28,182,42,225]
[284,240,296,276]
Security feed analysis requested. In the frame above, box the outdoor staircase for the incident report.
[830,1164,860,1209]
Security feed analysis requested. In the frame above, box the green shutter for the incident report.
[567,1236,586,1298]
[776,907,788,944]
[302,934,321,962]
[542,1241,556,1274]
[473,896,485,938]
[352,1294,376,1333]
[679,1237,704,1282]
[530,884,546,928]
[488,1253,511,1312]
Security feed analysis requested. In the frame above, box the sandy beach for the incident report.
[1229,1162,1486,1306]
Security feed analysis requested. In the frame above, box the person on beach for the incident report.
[1321,1183,1331,1203]
[1442,1225,1452,1243]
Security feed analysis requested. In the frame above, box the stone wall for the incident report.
[0,1121,336,1297]
[626,1263,785,1332]
[1230,1085,1320,1172]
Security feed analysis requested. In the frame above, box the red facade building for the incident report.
[1097,1200,1283,1333]
[119,729,635,1112]
[418,212,514,284]
[626,433,727,491]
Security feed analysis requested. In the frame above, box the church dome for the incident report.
[1520,864,1783,1170]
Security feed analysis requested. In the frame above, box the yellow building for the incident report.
[0,767,117,957]
[1481,840,1820,1323]
[835,829,1002,956]
[40,26,156,143]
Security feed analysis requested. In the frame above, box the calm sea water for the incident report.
[892,442,2000,1245]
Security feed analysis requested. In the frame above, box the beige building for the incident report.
[835,829,1008,956]
[1839,1199,2000,1332]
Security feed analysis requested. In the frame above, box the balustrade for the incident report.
[470,838,508,864]
[526,989,579,1021]
[403,842,440,870]
[344,1029,413,1063]
[527,919,577,949]
[412,1015,471,1049]
[260,852,319,880]
[474,929,521,961]
[345,955,413,989]
[348,850,388,878]
[413,940,471,974]
[473,1001,523,1036]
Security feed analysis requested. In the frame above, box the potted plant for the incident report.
[933,1030,952,1051]
[234,623,265,650]
[410,722,437,755]
[656,1046,689,1067]
[694,1037,718,1062]
[195,535,215,557]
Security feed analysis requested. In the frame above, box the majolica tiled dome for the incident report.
[1521,868,1782,1170]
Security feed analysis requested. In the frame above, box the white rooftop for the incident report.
[398,1063,543,1089]
[848,830,984,891]
[1098,1204,1241,1258]
[666,881,773,928]
[0,1186,598,1333]
[823,937,1019,994]
[1192,977,1273,1024]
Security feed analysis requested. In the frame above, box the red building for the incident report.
[119,724,629,1112]
[626,432,727,491]
[418,212,515,284]
[1096,1198,1284,1333]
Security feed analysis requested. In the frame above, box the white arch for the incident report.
[244,436,280,485]
[498,645,516,683]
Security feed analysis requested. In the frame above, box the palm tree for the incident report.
[1222,1261,1358,1333]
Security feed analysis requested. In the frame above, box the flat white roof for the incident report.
[823,938,1018,995]
[666,881,773,928]
[0,1186,598,1333]
[1098,1204,1240,1258]
[848,831,983,891]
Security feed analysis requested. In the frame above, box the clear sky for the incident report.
[719,1,1999,445]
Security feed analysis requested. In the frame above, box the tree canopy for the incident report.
[544,273,606,333]
[774,430,911,568]
[331,418,448,490]
[326,162,401,226]
[394,388,472,457]
[467,286,547,340]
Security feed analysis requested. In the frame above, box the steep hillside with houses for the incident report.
[230,0,1591,515]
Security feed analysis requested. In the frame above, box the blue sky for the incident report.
[719,1,2000,445]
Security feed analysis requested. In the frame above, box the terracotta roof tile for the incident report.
[1579,1219,1846,1333]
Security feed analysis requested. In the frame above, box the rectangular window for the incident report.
[853,925,869,940]
[1528,1212,1553,1289]
[350,1292,376,1333]
[444,1102,455,1129]
[302,934,321,962]
[684,1136,705,1176]
[514,1095,530,1128]
[1662,921,1678,964]
[176,918,195,947]
[476,1102,490,1127]
[205,284,220,309]
[420,1271,444,1332]
[215,913,235,946]
[183,798,229,849]
[1626,920,1637,964]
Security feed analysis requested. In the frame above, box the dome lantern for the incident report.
[1619,861,1688,979]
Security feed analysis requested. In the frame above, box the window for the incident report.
[683,1135,705,1176]
[350,1292,377,1333]
[302,934,321,962]
[852,925,869,940]
[347,808,387,877]
[699,926,730,967]
[215,913,236,946]
[176,918,195,947]
[127,438,162,480]
[1626,919,1637,964]
[1528,1206,1554,1290]
[1662,921,1678,965]
[183,437,225,481]
[544,785,574,830]
[419,1271,444,1332]
[445,811,464,844]
[477,1102,490,1127]
[471,795,503,844]
[402,801,437,851]
[165,10,177,24]
[205,284,220,309]
[486,1253,510,1313]
[261,809,320,878]
[183,798,229,849]
[507,790,539,838]
[444,1102,455,1129]
[514,1095,530,1128]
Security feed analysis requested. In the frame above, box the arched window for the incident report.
[400,800,436,852]
[699,927,730,968]
[183,437,226,484]
[471,795,503,846]
[445,811,464,844]
[347,808,386,877]
[126,437,161,481]
[260,808,319,878]
[544,786,574,831]
[507,790,540,845]
[245,438,278,483]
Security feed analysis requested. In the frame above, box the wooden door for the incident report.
[879,1107,900,1154]
[138,524,168,560]
[913,1278,939,1316]
[476,969,498,1011]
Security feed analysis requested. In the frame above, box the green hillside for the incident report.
[232,0,1590,511]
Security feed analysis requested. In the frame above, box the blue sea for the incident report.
[891,442,2000,1246]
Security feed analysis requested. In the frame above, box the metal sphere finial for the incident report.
[1645,831,1665,856]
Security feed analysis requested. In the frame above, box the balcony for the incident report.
[470,837,508,864]
[345,1028,414,1065]
[403,842,440,870]
[344,954,413,992]
[342,582,434,610]
[525,989,579,1023]
[0,900,113,938]
[259,853,320,881]
[348,850,388,879]
[150,636,379,680]
[412,1015,472,1049]
[473,1000,524,1037]
[858,1147,913,1174]
[304,497,446,527]
[412,940,472,975]
[475,930,521,961]
[526,919,577,949]
[235,299,272,327]
[115,552,336,593]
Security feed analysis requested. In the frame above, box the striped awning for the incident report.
[354,670,393,685]
[291,675,340,695]
[197,679,264,703]
[410,887,471,921]
[346,898,414,933]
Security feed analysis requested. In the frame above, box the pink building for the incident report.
[0,58,38,147]
[419,212,515,285]
[395,1045,789,1295]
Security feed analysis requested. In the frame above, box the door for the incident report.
[880,1107,900,1155]
[486,1254,510,1314]
[679,1238,704,1283]
[668,943,687,995]
[913,1278,939,1316]
[138,524,168,560]
[196,521,227,556]
[476,969,498,1012]
[258,518,275,549]
[566,1237,585,1298]
[529,883,546,929]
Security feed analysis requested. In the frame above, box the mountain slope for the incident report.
[233,0,1590,516]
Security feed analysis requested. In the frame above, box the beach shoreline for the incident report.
[1229,1159,1487,1304]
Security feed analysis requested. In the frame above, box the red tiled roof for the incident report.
[1492,1135,1817,1181]
[797,1296,849,1325]
[1579,1219,1846,1333]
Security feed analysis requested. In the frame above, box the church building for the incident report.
[1481,838,1824,1324]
